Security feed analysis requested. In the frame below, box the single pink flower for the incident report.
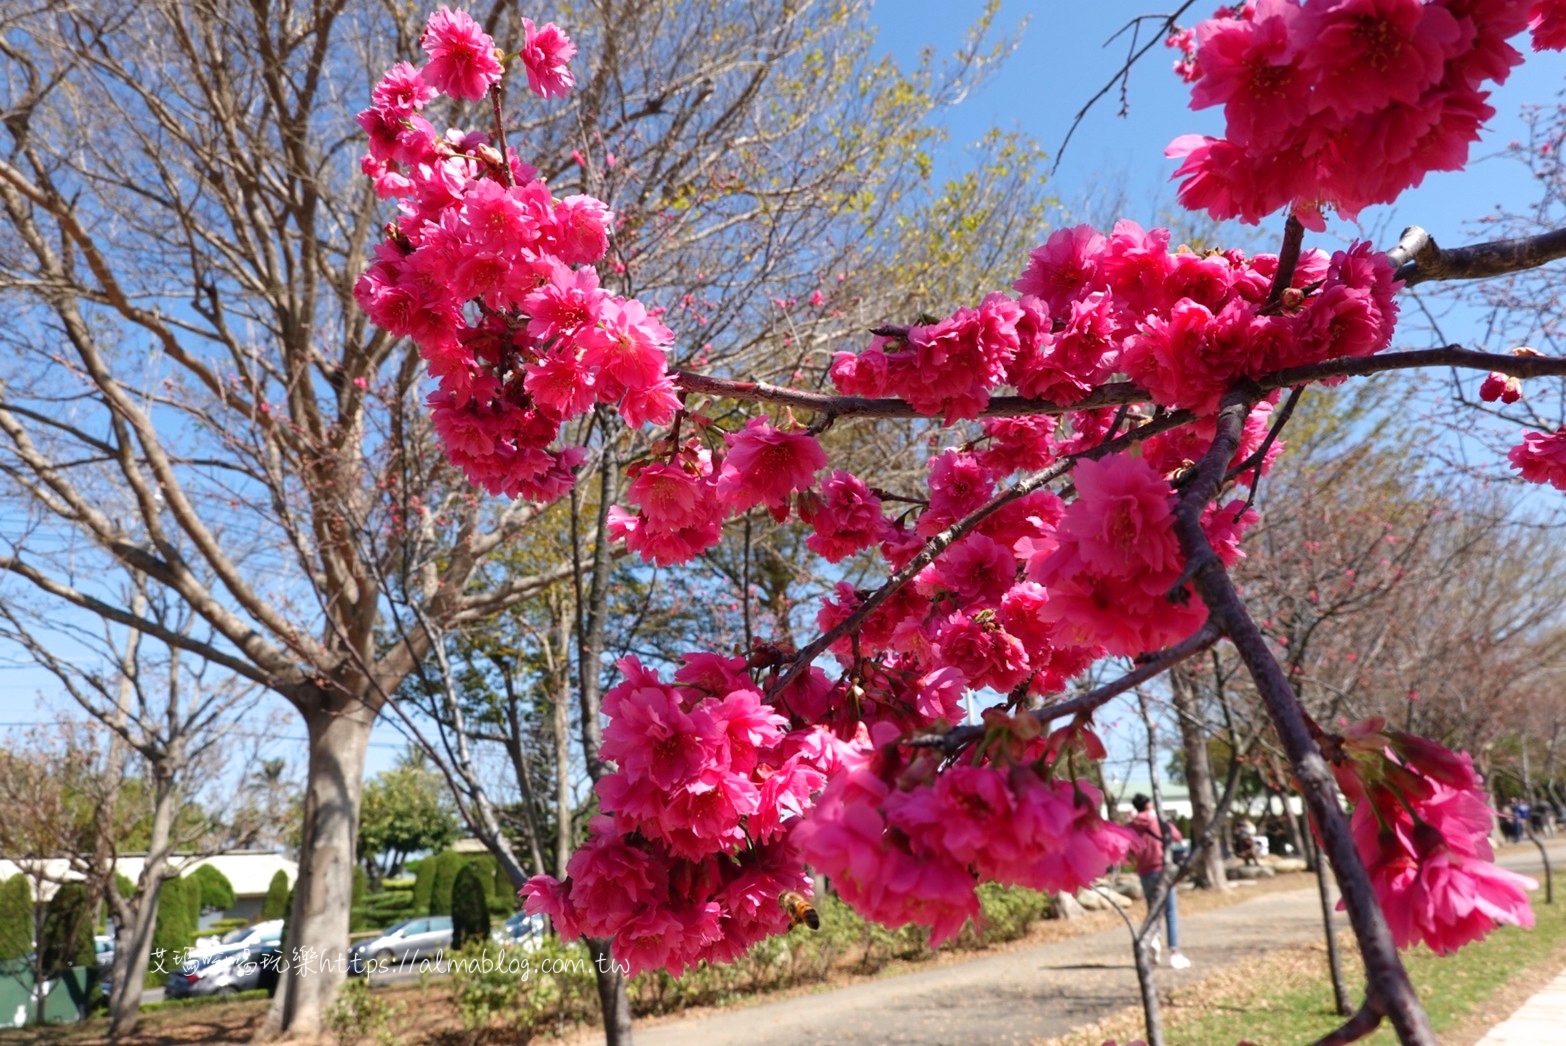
[715,418,827,514]
[521,19,578,98]
[419,6,504,101]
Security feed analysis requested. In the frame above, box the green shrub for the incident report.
[427,851,462,916]
[324,976,401,1046]
[260,869,290,921]
[974,882,1051,945]
[189,865,236,913]
[451,864,491,949]
[0,876,32,961]
[40,881,94,972]
[181,873,202,930]
[448,937,597,1041]
[411,857,436,915]
[149,877,195,987]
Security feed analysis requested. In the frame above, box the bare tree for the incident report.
[0,1,1050,1035]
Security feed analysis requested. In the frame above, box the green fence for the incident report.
[0,964,90,1028]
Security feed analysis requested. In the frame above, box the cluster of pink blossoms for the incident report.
[794,719,1134,945]
[1330,719,1536,954]
[353,8,680,499]
[522,654,838,975]
[1167,0,1566,228]
[834,221,1399,418]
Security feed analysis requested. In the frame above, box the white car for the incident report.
[188,919,284,960]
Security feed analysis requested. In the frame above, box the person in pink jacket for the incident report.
[1128,794,1191,969]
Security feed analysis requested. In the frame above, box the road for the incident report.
[627,839,1566,1046]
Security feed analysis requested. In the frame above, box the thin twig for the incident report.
[906,624,1221,757]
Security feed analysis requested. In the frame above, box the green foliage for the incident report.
[39,881,94,972]
[189,864,236,912]
[467,853,502,898]
[360,887,416,930]
[358,749,459,877]
[411,857,435,915]
[450,865,490,950]
[0,877,33,961]
[973,883,1052,944]
[260,870,290,921]
[324,975,402,1046]
[149,878,195,986]
[349,866,372,931]
[141,988,270,1012]
[427,851,462,916]
[114,873,135,899]
[447,937,597,1041]
[181,874,202,929]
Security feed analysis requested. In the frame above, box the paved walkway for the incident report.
[633,883,1327,1045]
[1476,965,1566,1045]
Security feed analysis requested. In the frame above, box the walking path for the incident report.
[629,840,1566,1046]
[1476,963,1566,1045]
[634,882,1326,1045]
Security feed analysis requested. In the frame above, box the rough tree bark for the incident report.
[1170,665,1229,891]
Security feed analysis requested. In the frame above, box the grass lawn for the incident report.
[1054,886,1566,1046]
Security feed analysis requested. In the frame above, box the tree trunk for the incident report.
[260,699,374,1039]
[590,937,634,1044]
[1314,847,1353,1017]
[107,774,178,1036]
[1133,931,1165,1046]
[572,439,634,1045]
[1170,665,1228,890]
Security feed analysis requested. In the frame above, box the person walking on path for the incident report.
[1129,793,1191,969]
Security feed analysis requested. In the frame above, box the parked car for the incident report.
[93,935,115,970]
[188,919,284,960]
[163,942,283,999]
[492,912,547,950]
[348,916,453,975]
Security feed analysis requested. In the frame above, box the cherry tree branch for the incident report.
[681,342,1566,430]
[1390,224,1566,287]
[1170,384,1436,1046]
[675,370,1147,422]
[1311,997,1384,1046]
[767,407,1195,696]
[907,623,1222,757]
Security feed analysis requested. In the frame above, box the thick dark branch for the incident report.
[675,370,1145,422]
[1170,386,1435,1046]
[1391,224,1566,287]
[1310,997,1383,1046]
[1265,345,1566,389]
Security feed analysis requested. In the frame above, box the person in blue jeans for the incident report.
[1129,793,1191,969]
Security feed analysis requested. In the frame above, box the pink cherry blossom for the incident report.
[715,418,827,514]
[521,18,577,98]
[1507,428,1566,489]
[419,7,504,101]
